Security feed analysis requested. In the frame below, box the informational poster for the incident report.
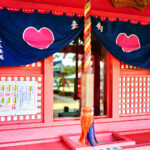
[0,81,37,116]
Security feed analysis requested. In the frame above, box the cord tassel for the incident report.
[79,107,93,145]
[92,121,98,144]
[87,121,98,146]
[87,125,95,146]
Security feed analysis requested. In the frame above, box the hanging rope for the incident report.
[83,0,92,74]
[79,0,98,146]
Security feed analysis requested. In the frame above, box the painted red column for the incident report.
[43,56,53,123]
[112,56,120,118]
[93,55,100,116]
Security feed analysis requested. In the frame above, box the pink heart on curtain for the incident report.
[116,33,140,52]
[23,27,54,49]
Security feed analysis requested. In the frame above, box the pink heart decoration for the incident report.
[116,33,140,52]
[23,27,54,49]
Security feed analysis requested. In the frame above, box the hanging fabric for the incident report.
[92,16,150,69]
[0,9,83,66]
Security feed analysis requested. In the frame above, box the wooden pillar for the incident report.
[74,50,79,100]
[112,55,120,118]
[105,52,120,118]
[105,52,113,117]
[93,54,100,115]
[43,56,53,123]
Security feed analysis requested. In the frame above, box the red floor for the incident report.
[0,141,70,150]
[2,131,150,150]
[122,131,150,145]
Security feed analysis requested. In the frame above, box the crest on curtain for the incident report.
[116,33,141,52]
[23,27,54,49]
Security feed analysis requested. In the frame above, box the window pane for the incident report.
[53,52,80,118]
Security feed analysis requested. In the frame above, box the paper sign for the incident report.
[0,81,38,116]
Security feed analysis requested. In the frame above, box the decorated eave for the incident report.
[1,0,150,24]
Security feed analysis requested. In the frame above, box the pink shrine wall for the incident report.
[0,61,44,125]
[0,54,150,149]
[0,56,53,125]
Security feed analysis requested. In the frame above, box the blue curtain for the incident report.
[1,9,150,69]
[0,9,83,66]
[92,17,150,69]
